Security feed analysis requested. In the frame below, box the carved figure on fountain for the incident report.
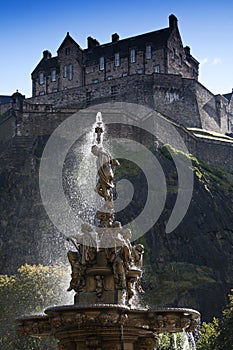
[95,208,115,228]
[66,225,98,293]
[91,144,120,205]
[67,249,86,292]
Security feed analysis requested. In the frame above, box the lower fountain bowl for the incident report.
[16,304,200,338]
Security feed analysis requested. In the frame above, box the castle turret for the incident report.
[169,14,178,29]
[87,36,100,49]
[112,33,120,42]
[43,50,52,60]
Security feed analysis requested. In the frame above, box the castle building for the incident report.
[1,14,233,171]
[31,15,199,97]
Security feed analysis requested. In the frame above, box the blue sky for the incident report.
[1,0,233,97]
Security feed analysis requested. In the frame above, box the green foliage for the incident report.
[214,289,233,350]
[196,318,219,350]
[160,144,199,165]
[160,143,233,195]
[187,128,233,143]
[196,290,233,350]
[156,332,196,350]
[0,263,71,350]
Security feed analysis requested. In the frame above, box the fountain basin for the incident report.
[17,304,200,349]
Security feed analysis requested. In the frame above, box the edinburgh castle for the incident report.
[1,15,233,169]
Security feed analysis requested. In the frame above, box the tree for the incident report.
[196,289,233,350]
[196,318,219,350]
[0,264,72,350]
[214,289,233,350]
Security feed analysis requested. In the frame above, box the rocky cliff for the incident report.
[115,146,233,321]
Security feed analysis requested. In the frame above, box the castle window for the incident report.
[107,76,113,80]
[137,69,143,74]
[154,65,160,73]
[130,49,136,63]
[69,64,73,80]
[93,79,99,84]
[86,91,91,100]
[65,48,70,55]
[122,72,128,77]
[39,72,45,85]
[64,65,68,78]
[100,56,105,71]
[51,69,56,82]
[115,53,120,67]
[146,45,152,59]
[111,85,118,96]
[179,54,182,66]
[86,66,94,74]
[172,48,176,59]
[39,91,45,95]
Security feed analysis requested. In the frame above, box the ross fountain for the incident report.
[17,113,200,350]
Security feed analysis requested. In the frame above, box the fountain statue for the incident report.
[17,113,200,350]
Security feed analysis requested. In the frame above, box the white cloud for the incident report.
[212,58,222,65]
[200,58,208,65]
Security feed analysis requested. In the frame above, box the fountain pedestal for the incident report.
[71,248,142,306]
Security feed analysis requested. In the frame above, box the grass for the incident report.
[160,143,233,192]
[187,128,233,143]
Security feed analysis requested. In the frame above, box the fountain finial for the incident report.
[95,111,104,144]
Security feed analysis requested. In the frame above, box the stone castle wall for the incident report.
[0,114,15,147]
[26,73,231,133]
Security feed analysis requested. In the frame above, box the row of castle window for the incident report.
[39,60,161,86]
[39,63,163,89]
[98,47,184,70]
[92,65,160,83]
[39,65,73,84]
[39,48,185,84]
[99,47,152,70]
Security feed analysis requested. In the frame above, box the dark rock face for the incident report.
[0,136,66,274]
[125,150,233,321]
[0,133,232,322]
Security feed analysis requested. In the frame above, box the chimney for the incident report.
[43,50,52,60]
[169,14,178,29]
[87,36,100,49]
[112,33,120,43]
[184,46,191,57]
